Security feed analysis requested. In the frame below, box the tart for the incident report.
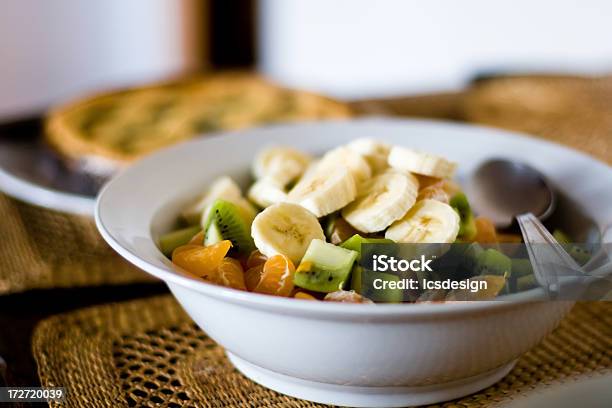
[45,72,352,176]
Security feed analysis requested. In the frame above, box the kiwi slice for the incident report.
[568,245,591,265]
[204,221,223,245]
[551,229,591,265]
[159,225,201,257]
[294,239,358,293]
[428,243,471,281]
[474,248,512,277]
[552,229,571,244]
[450,193,477,240]
[517,274,537,291]
[511,258,533,278]
[340,234,394,260]
[350,266,403,303]
[349,265,363,292]
[459,242,484,273]
[203,199,254,256]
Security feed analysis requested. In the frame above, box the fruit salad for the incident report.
[158,139,536,303]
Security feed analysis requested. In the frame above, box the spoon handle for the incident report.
[516,213,581,298]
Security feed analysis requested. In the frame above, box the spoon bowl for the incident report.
[468,159,556,228]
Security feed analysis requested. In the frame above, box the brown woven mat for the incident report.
[0,194,154,294]
[32,295,611,407]
[354,75,612,165]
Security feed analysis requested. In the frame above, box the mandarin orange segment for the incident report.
[472,217,498,244]
[244,264,264,291]
[246,250,268,269]
[216,258,247,290]
[294,291,318,301]
[188,230,205,245]
[172,244,204,257]
[172,240,232,280]
[253,254,296,297]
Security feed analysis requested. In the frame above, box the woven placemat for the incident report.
[32,295,611,407]
[356,75,612,166]
[0,194,154,294]
[462,75,612,165]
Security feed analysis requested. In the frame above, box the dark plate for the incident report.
[0,117,97,215]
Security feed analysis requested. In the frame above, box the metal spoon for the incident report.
[516,213,578,298]
[517,212,612,299]
[467,159,556,228]
[469,159,612,298]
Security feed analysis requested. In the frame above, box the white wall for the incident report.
[259,0,612,99]
[0,0,201,119]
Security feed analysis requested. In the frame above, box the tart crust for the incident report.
[45,72,352,176]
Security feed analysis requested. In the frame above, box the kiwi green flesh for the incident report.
[551,229,590,265]
[340,234,394,260]
[553,229,571,244]
[568,246,591,265]
[204,222,224,246]
[460,216,477,240]
[511,258,533,278]
[181,212,202,226]
[159,225,201,257]
[517,274,537,291]
[458,243,484,272]
[294,240,358,293]
[351,266,403,302]
[475,248,512,277]
[204,199,254,256]
[450,192,477,240]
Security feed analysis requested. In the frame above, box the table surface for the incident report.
[0,284,168,386]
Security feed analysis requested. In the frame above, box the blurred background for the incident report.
[3,0,612,119]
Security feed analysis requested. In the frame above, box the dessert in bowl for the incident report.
[96,118,612,407]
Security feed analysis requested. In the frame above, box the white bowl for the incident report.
[96,118,612,407]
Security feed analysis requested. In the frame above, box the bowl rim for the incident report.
[92,117,611,318]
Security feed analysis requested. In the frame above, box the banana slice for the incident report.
[253,146,312,187]
[388,147,457,179]
[287,167,357,217]
[385,199,460,243]
[346,138,390,174]
[181,176,243,224]
[318,146,372,184]
[342,171,419,233]
[251,202,325,263]
[248,179,288,208]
